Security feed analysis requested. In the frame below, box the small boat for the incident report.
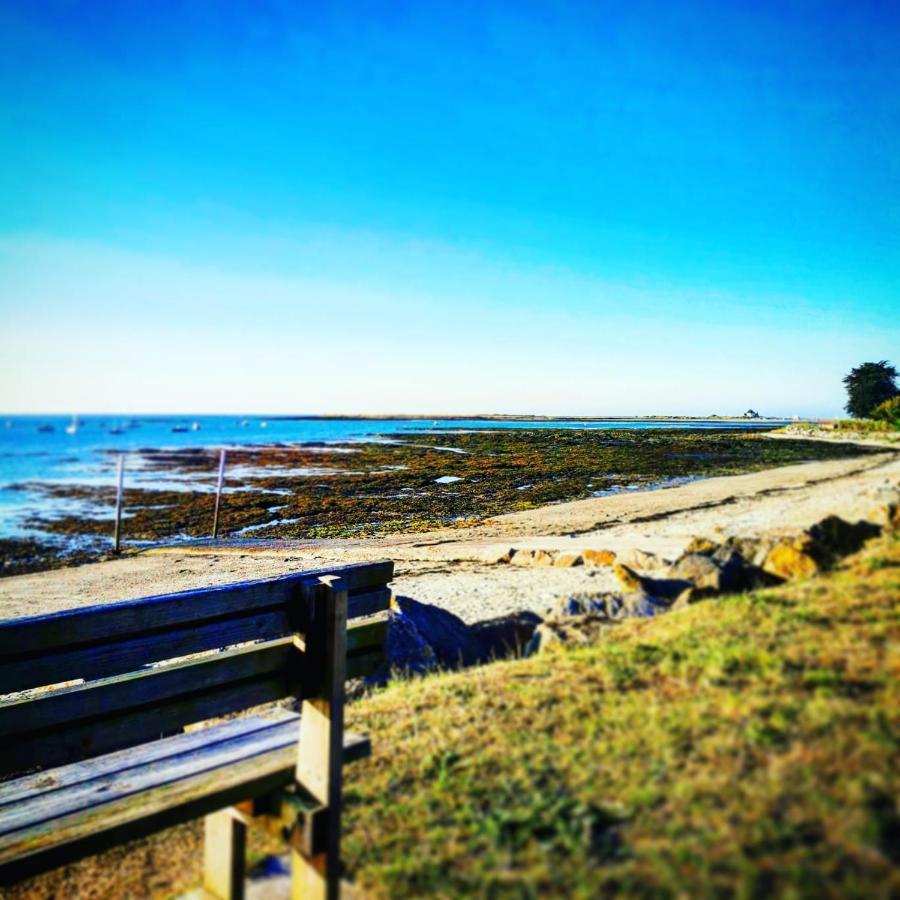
[260,420,268,429]
[240,419,249,427]
[191,421,201,431]
[37,424,55,433]
[109,426,125,435]
[65,416,79,435]
[171,426,189,433]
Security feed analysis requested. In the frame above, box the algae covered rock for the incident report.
[763,539,820,580]
[613,563,645,592]
[582,548,617,567]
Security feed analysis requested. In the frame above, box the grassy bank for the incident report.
[6,531,898,898]
[340,532,900,897]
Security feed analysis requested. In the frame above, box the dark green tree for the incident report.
[843,360,898,418]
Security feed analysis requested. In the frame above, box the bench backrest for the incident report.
[0,561,392,776]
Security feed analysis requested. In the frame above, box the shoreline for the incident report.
[2,443,897,624]
[0,429,881,578]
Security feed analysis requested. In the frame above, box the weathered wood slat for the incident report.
[1,676,291,775]
[0,719,370,885]
[346,614,389,655]
[0,589,389,696]
[0,610,291,695]
[347,587,391,620]
[0,641,295,739]
[346,646,387,680]
[0,713,296,806]
[0,561,393,658]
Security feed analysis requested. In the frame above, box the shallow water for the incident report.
[0,414,784,540]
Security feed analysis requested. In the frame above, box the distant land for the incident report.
[270,414,798,422]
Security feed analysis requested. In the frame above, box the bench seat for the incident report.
[0,710,370,885]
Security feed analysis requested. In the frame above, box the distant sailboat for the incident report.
[191,421,201,431]
[260,420,268,429]
[65,416,79,435]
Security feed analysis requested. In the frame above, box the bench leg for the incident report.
[204,809,246,900]
[291,575,348,899]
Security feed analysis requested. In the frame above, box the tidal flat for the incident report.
[1,429,881,576]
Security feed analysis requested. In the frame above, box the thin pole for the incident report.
[212,448,227,539]
[113,454,125,553]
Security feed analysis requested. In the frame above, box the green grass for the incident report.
[343,535,900,898]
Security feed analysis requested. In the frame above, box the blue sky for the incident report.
[1,0,897,416]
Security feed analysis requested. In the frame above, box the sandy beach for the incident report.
[2,440,897,625]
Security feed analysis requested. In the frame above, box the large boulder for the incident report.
[391,595,485,668]
[549,589,670,620]
[668,553,724,594]
[668,546,774,595]
[553,552,583,568]
[383,610,438,676]
[762,539,820,580]
[469,611,543,660]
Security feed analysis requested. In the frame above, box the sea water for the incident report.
[0,414,781,541]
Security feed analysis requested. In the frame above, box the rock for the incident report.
[582,549,617,567]
[722,535,775,568]
[510,548,554,567]
[668,553,724,593]
[618,590,670,618]
[525,615,616,654]
[870,503,900,532]
[470,611,542,659]
[383,610,438,675]
[488,548,516,564]
[613,563,644,592]
[550,588,670,621]
[510,549,533,566]
[553,552,583,568]
[549,593,613,618]
[683,536,719,555]
[391,595,484,667]
[669,547,772,595]
[670,586,697,611]
[616,548,665,571]
[762,540,819,580]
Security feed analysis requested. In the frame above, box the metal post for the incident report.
[113,454,125,553]
[212,448,227,539]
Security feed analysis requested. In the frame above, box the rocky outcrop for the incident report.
[504,547,617,567]
[526,510,889,654]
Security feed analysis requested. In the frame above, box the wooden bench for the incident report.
[0,560,394,899]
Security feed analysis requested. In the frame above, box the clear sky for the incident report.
[1,1,897,416]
